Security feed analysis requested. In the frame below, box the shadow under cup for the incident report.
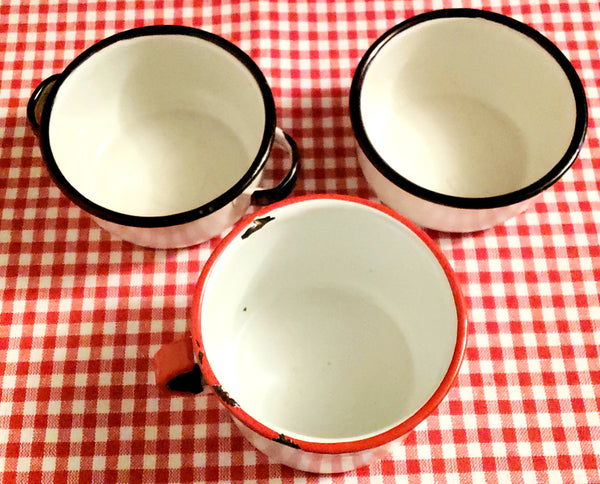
[193,195,467,473]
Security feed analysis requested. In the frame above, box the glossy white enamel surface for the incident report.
[200,199,458,448]
[357,146,535,232]
[360,17,577,199]
[49,34,265,217]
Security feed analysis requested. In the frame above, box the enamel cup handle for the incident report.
[251,128,300,205]
[27,74,61,135]
[152,337,205,394]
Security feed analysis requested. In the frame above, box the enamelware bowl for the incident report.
[350,9,587,232]
[28,25,299,248]
[183,194,468,473]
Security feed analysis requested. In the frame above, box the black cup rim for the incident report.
[38,25,277,228]
[349,8,588,210]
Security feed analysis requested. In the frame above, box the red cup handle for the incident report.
[152,336,204,394]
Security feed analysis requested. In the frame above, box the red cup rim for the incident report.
[192,193,468,454]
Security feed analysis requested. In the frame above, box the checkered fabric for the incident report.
[1,1,599,482]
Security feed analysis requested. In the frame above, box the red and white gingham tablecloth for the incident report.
[1,1,599,483]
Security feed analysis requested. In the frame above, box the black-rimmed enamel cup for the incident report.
[350,9,587,232]
[153,194,468,473]
[28,25,299,248]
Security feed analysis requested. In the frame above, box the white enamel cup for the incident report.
[154,194,467,473]
[350,9,587,232]
[28,26,299,248]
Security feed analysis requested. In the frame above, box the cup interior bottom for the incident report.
[370,94,530,198]
[233,284,417,440]
[83,110,251,217]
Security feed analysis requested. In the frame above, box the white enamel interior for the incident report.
[201,199,458,442]
[49,34,266,217]
[360,17,577,198]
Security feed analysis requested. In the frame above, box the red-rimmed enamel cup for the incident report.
[157,194,467,473]
[350,9,587,232]
[27,25,298,248]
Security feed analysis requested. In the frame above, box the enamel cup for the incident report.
[350,9,587,232]
[153,195,467,473]
[28,26,299,248]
